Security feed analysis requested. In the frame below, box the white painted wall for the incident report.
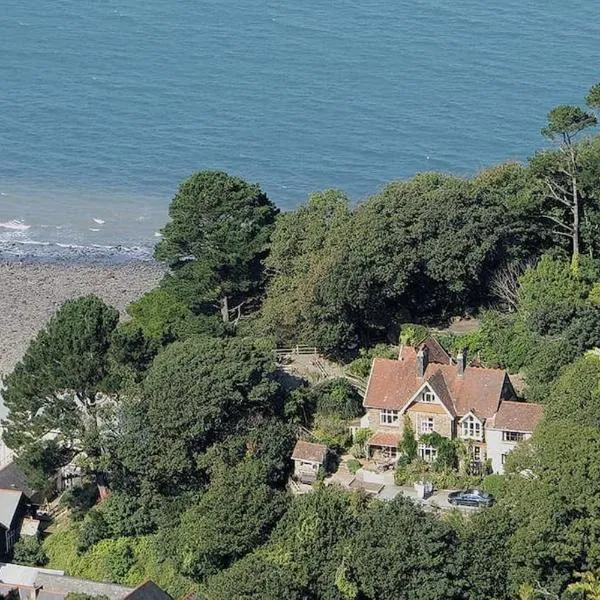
[485,428,532,474]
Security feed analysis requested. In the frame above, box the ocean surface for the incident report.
[1,0,599,259]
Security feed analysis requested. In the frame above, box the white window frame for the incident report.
[502,431,525,443]
[421,417,434,434]
[422,390,436,403]
[418,443,437,462]
[460,415,482,440]
[380,409,400,426]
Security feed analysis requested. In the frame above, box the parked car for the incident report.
[448,489,493,508]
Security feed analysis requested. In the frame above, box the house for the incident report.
[0,490,28,556]
[291,440,329,483]
[0,563,170,599]
[124,580,173,599]
[361,339,542,473]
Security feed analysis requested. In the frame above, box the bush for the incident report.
[12,536,47,567]
[399,324,429,346]
[346,459,361,474]
[60,483,98,521]
[78,509,109,553]
[346,344,397,378]
[313,378,363,420]
[481,474,510,500]
[311,414,350,453]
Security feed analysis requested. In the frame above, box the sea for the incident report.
[1,0,599,261]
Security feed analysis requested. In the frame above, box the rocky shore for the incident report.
[0,259,165,381]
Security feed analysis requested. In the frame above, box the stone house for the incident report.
[291,440,329,483]
[360,338,542,473]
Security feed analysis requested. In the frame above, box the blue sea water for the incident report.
[1,0,599,257]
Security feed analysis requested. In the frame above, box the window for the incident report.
[471,446,482,461]
[421,417,434,434]
[501,453,508,465]
[461,415,482,440]
[380,409,400,425]
[502,431,525,442]
[418,443,437,462]
[422,390,435,403]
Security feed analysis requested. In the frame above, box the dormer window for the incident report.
[460,414,482,440]
[422,391,435,403]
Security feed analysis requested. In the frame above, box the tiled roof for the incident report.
[0,489,22,529]
[363,346,509,419]
[420,336,452,364]
[368,431,402,447]
[0,462,36,501]
[291,440,327,464]
[489,401,542,432]
[124,581,173,600]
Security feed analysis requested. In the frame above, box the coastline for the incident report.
[0,256,165,389]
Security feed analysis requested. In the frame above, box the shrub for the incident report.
[399,324,429,346]
[346,344,397,378]
[313,378,363,420]
[78,509,109,553]
[12,536,47,567]
[60,483,98,521]
[346,459,361,474]
[311,414,350,453]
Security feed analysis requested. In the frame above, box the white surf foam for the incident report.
[0,220,30,231]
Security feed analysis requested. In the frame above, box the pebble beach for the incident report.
[0,260,165,382]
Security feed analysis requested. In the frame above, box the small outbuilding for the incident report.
[291,440,329,484]
[0,489,27,556]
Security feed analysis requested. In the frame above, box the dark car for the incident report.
[448,489,494,508]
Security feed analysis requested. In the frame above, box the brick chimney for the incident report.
[417,345,428,378]
[457,349,466,376]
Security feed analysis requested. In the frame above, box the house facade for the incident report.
[361,339,542,473]
[291,440,329,484]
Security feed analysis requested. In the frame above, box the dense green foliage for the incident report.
[12,535,47,567]
[7,84,600,599]
[155,170,278,323]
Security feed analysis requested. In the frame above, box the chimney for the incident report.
[417,345,428,378]
[457,349,466,376]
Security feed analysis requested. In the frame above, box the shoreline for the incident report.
[0,239,157,266]
[0,259,165,391]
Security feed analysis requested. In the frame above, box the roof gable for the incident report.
[363,347,508,418]
[400,376,456,417]
[488,401,543,432]
[291,440,327,464]
[0,490,23,529]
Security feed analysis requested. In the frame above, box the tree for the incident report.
[198,551,302,600]
[112,336,280,495]
[268,487,367,600]
[505,421,600,594]
[346,496,461,600]
[259,189,354,353]
[60,482,98,521]
[2,296,119,467]
[534,84,600,269]
[177,460,288,579]
[125,288,221,341]
[459,505,516,600]
[545,353,600,426]
[312,378,364,420]
[15,439,71,498]
[155,171,278,322]
[12,535,47,567]
[78,509,109,552]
